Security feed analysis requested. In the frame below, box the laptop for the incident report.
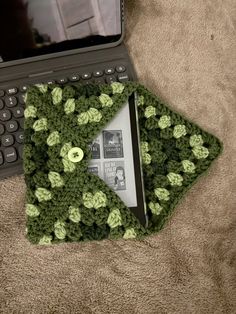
[0,0,147,226]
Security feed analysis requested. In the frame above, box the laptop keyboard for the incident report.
[0,64,130,178]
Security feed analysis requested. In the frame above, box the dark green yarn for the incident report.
[23,82,222,245]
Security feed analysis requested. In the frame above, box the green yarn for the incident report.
[54,220,66,239]
[77,112,89,125]
[39,235,52,245]
[48,171,64,188]
[69,206,81,223]
[93,191,107,209]
[144,106,156,118]
[154,188,170,201]
[47,131,60,146]
[26,204,40,217]
[35,188,52,202]
[33,118,48,132]
[192,146,209,159]
[123,228,136,239]
[182,160,196,173]
[138,95,145,106]
[64,98,75,114]
[62,158,76,173]
[173,125,187,139]
[24,106,37,119]
[99,94,113,107]
[158,115,171,129]
[111,82,125,94]
[190,134,203,147]
[35,84,48,93]
[60,142,72,158]
[23,82,222,244]
[167,172,183,186]
[87,108,102,123]
[149,202,163,215]
[107,208,122,228]
[51,87,62,105]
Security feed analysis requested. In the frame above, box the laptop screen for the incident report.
[0,0,122,63]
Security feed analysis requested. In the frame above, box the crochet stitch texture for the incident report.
[23,82,222,244]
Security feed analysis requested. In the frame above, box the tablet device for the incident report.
[88,94,147,227]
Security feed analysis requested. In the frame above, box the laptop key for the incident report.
[94,78,105,85]
[118,73,129,82]
[116,65,126,73]
[18,94,26,105]
[0,90,5,97]
[106,76,117,84]
[0,151,3,165]
[19,118,24,129]
[82,73,92,80]
[12,107,24,118]
[69,75,80,82]
[0,124,4,135]
[93,70,103,77]
[0,109,11,121]
[6,120,18,133]
[58,78,68,84]
[15,131,24,143]
[5,96,17,108]
[2,134,14,146]
[0,99,4,110]
[105,68,115,75]
[6,87,18,95]
[20,85,28,92]
[4,147,17,163]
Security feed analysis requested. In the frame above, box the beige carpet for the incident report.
[1,0,236,313]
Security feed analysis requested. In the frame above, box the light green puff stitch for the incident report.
[62,158,76,173]
[64,98,75,114]
[138,95,145,106]
[77,112,89,125]
[60,142,72,158]
[33,118,48,131]
[149,202,163,215]
[51,87,62,105]
[182,160,196,173]
[35,188,52,202]
[93,191,107,209]
[35,84,48,93]
[39,235,52,245]
[192,146,209,159]
[167,172,183,186]
[154,188,170,201]
[54,220,66,240]
[111,82,125,94]
[24,106,37,119]
[123,228,136,239]
[141,141,149,154]
[142,153,152,165]
[26,204,40,217]
[99,94,113,107]
[83,192,94,208]
[158,115,171,129]
[107,208,122,228]
[48,171,64,188]
[87,108,102,122]
[47,131,60,146]
[173,125,187,139]
[190,134,203,147]
[144,106,156,119]
[69,206,81,223]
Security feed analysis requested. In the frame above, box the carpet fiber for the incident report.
[1,0,236,313]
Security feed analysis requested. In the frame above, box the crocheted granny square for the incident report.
[23,82,222,244]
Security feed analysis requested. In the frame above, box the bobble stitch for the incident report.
[107,208,122,228]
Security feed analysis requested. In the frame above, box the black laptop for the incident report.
[0,0,147,226]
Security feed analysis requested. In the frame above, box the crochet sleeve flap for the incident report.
[23,82,222,245]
